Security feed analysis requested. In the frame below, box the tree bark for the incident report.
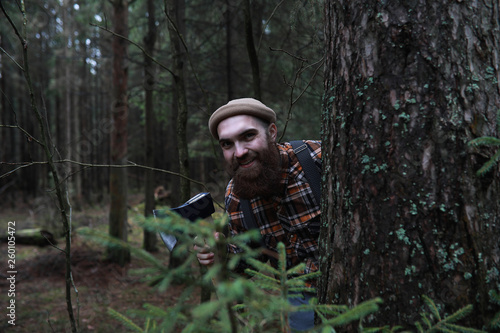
[143,0,158,252]
[243,0,261,100]
[319,0,500,329]
[166,0,190,206]
[166,0,191,269]
[107,0,130,266]
[225,0,234,100]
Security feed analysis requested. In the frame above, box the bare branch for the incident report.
[90,23,176,77]
[269,46,309,63]
[0,159,209,191]
[163,0,210,111]
[278,55,324,141]
[0,46,24,70]
[0,123,43,145]
[0,2,26,51]
[257,0,285,52]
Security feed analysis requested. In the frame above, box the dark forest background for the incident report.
[0,0,323,214]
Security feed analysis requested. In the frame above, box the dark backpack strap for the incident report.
[240,199,258,231]
[240,199,265,248]
[290,140,322,204]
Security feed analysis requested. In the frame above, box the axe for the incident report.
[153,192,215,252]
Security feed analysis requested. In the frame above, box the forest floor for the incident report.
[0,194,202,333]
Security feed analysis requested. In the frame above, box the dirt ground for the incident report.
[0,198,201,333]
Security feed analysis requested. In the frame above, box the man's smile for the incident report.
[239,159,256,168]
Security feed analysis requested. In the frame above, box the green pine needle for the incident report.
[107,307,143,333]
[422,295,442,321]
[442,322,486,333]
[468,109,500,176]
[324,298,382,327]
[490,312,500,329]
[476,149,500,176]
[468,137,500,147]
[440,304,473,325]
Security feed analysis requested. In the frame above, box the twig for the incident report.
[90,23,175,77]
[257,0,285,52]
[277,54,324,141]
[92,18,210,116]
[0,159,225,210]
[0,2,25,49]
[162,1,210,112]
[269,46,309,62]
[0,46,24,70]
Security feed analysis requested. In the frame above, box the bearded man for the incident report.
[195,98,322,332]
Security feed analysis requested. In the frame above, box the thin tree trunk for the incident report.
[243,0,261,100]
[143,0,158,252]
[166,0,190,205]
[225,0,234,100]
[107,0,130,266]
[166,0,191,272]
[319,0,500,330]
[0,2,79,331]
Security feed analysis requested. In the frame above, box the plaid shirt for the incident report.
[225,140,321,286]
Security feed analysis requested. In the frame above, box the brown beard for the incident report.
[226,140,283,199]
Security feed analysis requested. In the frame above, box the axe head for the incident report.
[153,192,215,252]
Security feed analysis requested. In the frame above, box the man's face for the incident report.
[217,115,281,198]
[217,115,277,174]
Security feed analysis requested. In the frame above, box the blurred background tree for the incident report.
[0,0,324,252]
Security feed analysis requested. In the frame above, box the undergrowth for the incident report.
[79,211,497,332]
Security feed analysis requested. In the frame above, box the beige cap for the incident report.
[208,98,276,139]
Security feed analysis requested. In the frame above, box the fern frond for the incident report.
[422,295,442,321]
[468,137,500,147]
[107,308,143,333]
[476,149,500,176]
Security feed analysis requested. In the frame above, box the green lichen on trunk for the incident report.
[319,0,500,329]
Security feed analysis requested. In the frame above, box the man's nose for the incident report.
[234,142,248,158]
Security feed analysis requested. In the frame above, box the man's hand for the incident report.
[193,232,220,266]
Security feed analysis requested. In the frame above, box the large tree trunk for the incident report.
[107,0,130,266]
[319,0,500,330]
[143,0,158,252]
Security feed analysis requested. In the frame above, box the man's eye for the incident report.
[245,133,256,140]
[220,141,232,149]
